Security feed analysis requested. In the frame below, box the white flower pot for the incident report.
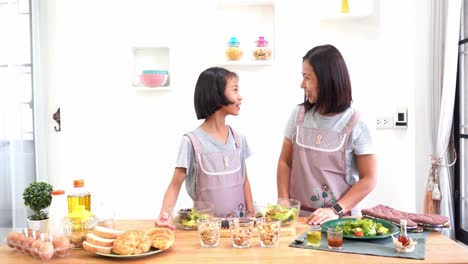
[27,218,49,233]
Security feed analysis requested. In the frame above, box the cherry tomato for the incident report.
[354,230,364,236]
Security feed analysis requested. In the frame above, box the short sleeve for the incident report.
[351,121,375,155]
[284,106,299,140]
[176,135,196,200]
[241,134,252,160]
[175,136,193,168]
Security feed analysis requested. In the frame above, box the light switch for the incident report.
[395,108,407,128]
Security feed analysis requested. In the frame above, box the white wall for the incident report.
[41,0,432,219]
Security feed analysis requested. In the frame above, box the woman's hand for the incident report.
[154,212,175,230]
[307,207,339,225]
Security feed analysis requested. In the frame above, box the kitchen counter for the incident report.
[1,218,468,264]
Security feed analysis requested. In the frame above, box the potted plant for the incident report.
[22,181,53,232]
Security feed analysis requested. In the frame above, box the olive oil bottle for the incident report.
[68,179,91,213]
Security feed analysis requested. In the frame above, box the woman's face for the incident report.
[301,61,319,104]
[221,76,242,116]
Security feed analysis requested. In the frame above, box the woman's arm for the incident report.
[308,154,377,225]
[277,137,293,198]
[155,167,187,229]
[338,154,377,213]
[243,169,254,216]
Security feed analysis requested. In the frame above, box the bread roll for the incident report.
[86,233,115,247]
[93,226,124,239]
[145,227,174,250]
[112,230,151,255]
[83,241,113,254]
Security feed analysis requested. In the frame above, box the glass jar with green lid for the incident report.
[226,37,243,61]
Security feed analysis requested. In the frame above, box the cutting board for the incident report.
[220,225,296,238]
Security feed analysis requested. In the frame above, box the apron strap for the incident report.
[293,106,306,142]
[185,132,202,200]
[185,132,202,154]
[342,111,360,135]
[339,111,360,152]
[227,125,241,150]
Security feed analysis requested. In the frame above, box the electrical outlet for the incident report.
[376,116,394,129]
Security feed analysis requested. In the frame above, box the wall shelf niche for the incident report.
[132,46,171,90]
[214,1,275,67]
[318,0,374,22]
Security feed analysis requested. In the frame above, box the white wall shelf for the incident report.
[216,60,273,67]
[215,2,275,65]
[318,0,373,22]
[135,87,172,92]
[132,46,171,89]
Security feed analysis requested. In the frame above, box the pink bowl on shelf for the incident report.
[140,70,168,87]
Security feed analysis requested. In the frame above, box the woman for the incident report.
[277,44,377,225]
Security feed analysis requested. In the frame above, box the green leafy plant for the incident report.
[22,182,53,220]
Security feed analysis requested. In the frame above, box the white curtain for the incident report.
[424,0,462,239]
[0,0,36,233]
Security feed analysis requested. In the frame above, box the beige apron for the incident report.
[186,126,246,218]
[289,106,360,216]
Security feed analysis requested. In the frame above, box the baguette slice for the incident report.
[83,241,113,254]
[93,225,124,239]
[86,232,115,247]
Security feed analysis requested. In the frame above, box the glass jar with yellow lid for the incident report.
[63,205,97,248]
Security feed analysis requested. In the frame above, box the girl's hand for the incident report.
[154,212,175,230]
[307,207,339,225]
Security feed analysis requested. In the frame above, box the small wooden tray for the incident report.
[219,225,296,238]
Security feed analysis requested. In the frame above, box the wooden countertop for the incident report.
[2,218,468,263]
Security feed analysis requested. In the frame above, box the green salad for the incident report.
[256,205,298,223]
[175,208,209,228]
[340,218,390,237]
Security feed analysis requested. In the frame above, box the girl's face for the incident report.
[221,76,242,116]
[301,61,319,104]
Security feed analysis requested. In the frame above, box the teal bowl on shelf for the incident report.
[140,70,168,87]
[142,70,168,75]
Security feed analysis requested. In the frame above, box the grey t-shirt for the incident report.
[284,105,375,185]
[175,127,252,200]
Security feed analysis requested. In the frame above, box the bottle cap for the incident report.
[227,37,240,46]
[51,190,65,195]
[73,179,84,188]
[400,219,407,225]
[255,36,269,47]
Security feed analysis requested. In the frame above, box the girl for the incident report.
[155,67,254,228]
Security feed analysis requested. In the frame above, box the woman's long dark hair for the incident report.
[302,44,352,114]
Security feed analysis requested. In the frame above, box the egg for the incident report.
[38,241,54,261]
[30,239,43,257]
[52,236,70,255]
[6,231,18,248]
[23,236,35,255]
[15,233,26,251]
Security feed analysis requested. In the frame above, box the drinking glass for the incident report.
[230,218,254,248]
[307,225,322,247]
[257,217,281,248]
[327,227,343,250]
[197,218,221,248]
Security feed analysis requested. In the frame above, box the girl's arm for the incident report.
[277,137,293,198]
[243,169,254,216]
[155,167,187,229]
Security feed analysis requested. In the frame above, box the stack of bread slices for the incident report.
[83,226,124,254]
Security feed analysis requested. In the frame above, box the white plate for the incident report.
[95,248,163,258]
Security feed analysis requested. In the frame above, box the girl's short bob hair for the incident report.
[194,67,238,120]
[302,44,352,114]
